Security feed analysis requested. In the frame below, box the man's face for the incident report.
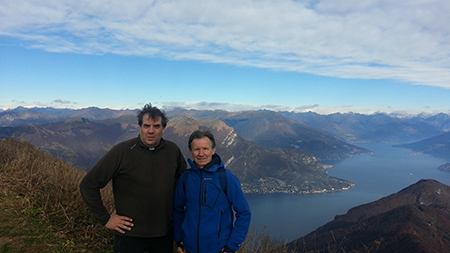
[189,137,216,169]
[139,114,165,148]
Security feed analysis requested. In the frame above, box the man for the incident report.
[173,130,251,253]
[80,103,187,253]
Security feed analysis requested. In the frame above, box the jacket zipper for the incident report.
[197,170,203,253]
[218,210,223,242]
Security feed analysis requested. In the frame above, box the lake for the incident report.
[245,143,450,242]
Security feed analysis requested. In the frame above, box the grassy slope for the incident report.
[0,195,66,252]
[0,138,113,252]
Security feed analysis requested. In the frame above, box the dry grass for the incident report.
[239,229,294,253]
[0,138,114,252]
[0,138,297,253]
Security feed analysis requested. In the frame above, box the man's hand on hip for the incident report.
[105,210,134,234]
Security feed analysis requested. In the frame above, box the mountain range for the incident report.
[1,106,449,194]
[3,106,449,160]
[3,106,449,145]
[0,106,137,127]
[166,109,370,162]
[0,114,353,194]
[287,179,450,252]
[394,131,450,160]
[165,116,353,193]
[0,116,138,169]
[1,107,373,162]
[280,111,448,143]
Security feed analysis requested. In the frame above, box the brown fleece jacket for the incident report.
[79,137,187,237]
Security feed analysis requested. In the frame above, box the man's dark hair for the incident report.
[188,130,216,150]
[137,103,168,127]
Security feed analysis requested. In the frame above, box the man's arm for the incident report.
[79,175,134,233]
[79,145,127,227]
[79,171,111,226]
[175,146,187,182]
[224,171,252,252]
[173,172,188,247]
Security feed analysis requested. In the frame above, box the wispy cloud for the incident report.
[159,101,449,115]
[160,101,320,112]
[1,99,78,109]
[1,0,449,87]
[53,99,72,104]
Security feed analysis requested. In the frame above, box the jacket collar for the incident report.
[137,136,167,151]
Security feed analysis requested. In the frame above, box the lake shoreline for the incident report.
[246,143,450,242]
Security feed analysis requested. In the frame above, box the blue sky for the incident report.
[1,0,450,115]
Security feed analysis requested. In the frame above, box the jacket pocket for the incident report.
[202,182,220,209]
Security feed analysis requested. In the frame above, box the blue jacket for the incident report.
[173,154,251,253]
